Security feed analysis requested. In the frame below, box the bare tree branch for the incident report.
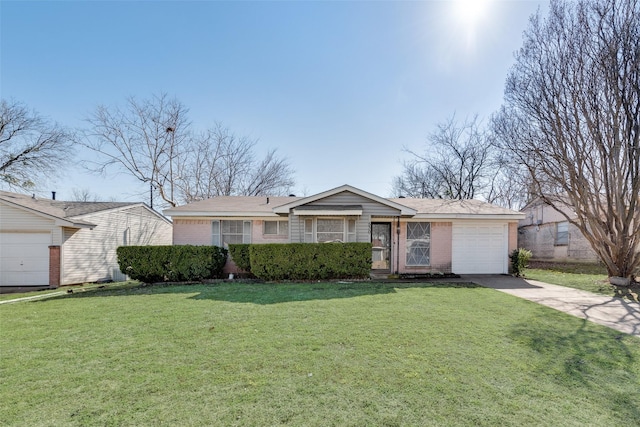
[493,0,640,281]
[0,99,73,189]
[80,95,296,207]
[393,115,526,207]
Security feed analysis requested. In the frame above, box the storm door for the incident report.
[371,223,391,271]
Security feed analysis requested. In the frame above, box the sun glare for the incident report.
[449,0,493,52]
[453,0,491,26]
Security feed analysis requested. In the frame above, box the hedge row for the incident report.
[244,242,372,281]
[117,245,227,283]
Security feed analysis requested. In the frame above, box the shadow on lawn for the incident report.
[38,280,482,305]
[510,320,640,421]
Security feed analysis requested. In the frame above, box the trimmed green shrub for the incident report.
[228,244,252,272]
[249,242,372,281]
[510,247,532,277]
[117,245,227,283]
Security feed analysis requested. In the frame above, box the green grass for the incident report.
[526,261,613,296]
[2,281,639,426]
[524,261,640,302]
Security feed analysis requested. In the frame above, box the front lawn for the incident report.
[1,282,639,426]
[525,261,640,301]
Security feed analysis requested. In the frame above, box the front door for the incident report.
[371,223,391,271]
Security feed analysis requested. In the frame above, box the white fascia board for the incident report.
[293,208,363,216]
[164,211,282,218]
[411,213,526,220]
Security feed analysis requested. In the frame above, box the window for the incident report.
[555,221,568,245]
[406,222,430,266]
[303,218,358,243]
[347,219,356,242]
[264,220,288,236]
[304,219,314,243]
[212,220,251,247]
[317,219,344,242]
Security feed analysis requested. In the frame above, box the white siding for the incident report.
[61,206,172,285]
[0,202,56,233]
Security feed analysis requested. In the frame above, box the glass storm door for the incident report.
[371,223,391,271]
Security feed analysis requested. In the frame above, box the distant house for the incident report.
[0,191,172,291]
[518,199,599,262]
[163,184,524,275]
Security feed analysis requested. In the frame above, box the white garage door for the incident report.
[452,222,508,274]
[0,232,50,286]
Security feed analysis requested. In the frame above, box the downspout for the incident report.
[396,217,400,275]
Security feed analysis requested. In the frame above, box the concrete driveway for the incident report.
[464,275,640,337]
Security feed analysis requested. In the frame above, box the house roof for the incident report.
[389,198,525,219]
[0,191,165,228]
[163,185,524,220]
[163,196,303,217]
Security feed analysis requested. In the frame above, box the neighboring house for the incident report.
[163,185,524,275]
[0,191,173,290]
[518,199,599,262]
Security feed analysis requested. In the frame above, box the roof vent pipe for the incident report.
[52,191,56,200]
[266,197,270,204]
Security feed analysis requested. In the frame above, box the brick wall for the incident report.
[397,221,452,273]
[48,245,60,288]
[172,219,212,245]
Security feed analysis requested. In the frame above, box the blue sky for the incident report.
[1,0,546,203]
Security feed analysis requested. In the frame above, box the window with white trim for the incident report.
[304,219,314,243]
[406,222,430,266]
[303,218,357,243]
[317,218,344,242]
[264,220,288,236]
[555,221,568,245]
[212,220,251,247]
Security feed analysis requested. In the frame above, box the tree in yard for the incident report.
[180,124,294,203]
[393,115,526,209]
[0,99,73,190]
[80,94,295,207]
[81,93,190,208]
[492,0,640,283]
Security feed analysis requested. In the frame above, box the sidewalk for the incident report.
[464,275,640,337]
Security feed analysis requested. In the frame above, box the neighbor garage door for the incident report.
[452,222,507,274]
[0,232,50,286]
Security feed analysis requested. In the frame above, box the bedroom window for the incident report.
[264,220,288,236]
[555,221,568,245]
[406,222,430,266]
[212,220,251,247]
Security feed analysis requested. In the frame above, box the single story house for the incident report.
[518,199,599,262]
[0,191,173,291]
[163,185,524,275]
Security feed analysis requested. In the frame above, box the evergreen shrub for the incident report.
[117,245,227,283]
[249,242,372,281]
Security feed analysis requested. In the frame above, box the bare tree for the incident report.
[492,0,640,282]
[0,99,73,190]
[179,124,294,202]
[81,95,295,207]
[71,188,102,202]
[393,115,502,200]
[81,93,189,208]
[392,162,445,198]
